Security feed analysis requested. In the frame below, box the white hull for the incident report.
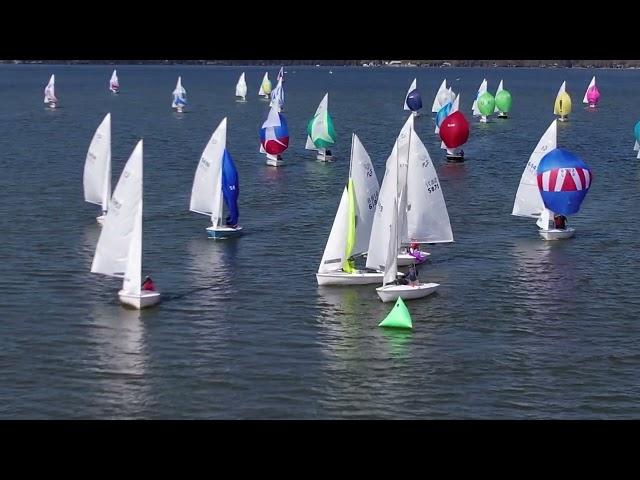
[175,106,184,113]
[316,152,334,162]
[236,97,247,103]
[412,111,420,117]
[539,227,575,240]
[206,225,243,239]
[480,115,488,123]
[397,252,430,266]
[588,103,596,108]
[376,282,440,302]
[47,102,57,109]
[497,112,508,118]
[118,290,161,309]
[96,215,106,226]
[266,154,283,167]
[558,115,568,122]
[316,270,384,286]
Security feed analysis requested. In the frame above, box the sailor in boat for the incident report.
[409,242,428,262]
[326,149,332,157]
[225,215,239,230]
[407,264,419,287]
[141,276,156,291]
[554,214,567,230]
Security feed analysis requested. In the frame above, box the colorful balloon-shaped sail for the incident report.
[404,78,422,113]
[537,148,592,216]
[439,110,469,149]
[221,149,240,226]
[260,105,289,155]
[583,76,600,107]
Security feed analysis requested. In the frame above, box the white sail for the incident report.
[305,93,329,151]
[235,72,247,98]
[172,76,187,108]
[405,128,454,243]
[634,140,639,152]
[512,120,557,218]
[91,140,144,280]
[472,78,488,116]
[83,113,112,212]
[110,70,119,92]
[317,188,349,274]
[351,134,380,255]
[536,207,554,230]
[494,79,504,112]
[190,117,227,227]
[270,77,285,109]
[122,204,142,296]
[583,76,596,103]
[258,72,270,96]
[383,198,399,285]
[431,79,447,112]
[44,74,57,103]
[404,78,417,111]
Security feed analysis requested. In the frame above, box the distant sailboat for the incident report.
[431,79,451,113]
[494,79,513,118]
[235,72,247,102]
[260,104,289,166]
[316,133,382,286]
[44,74,57,109]
[366,115,444,303]
[83,113,112,226]
[634,121,640,158]
[258,72,272,99]
[190,118,243,239]
[582,76,600,108]
[305,93,336,162]
[269,77,285,112]
[554,81,571,121]
[439,96,469,162]
[277,66,285,83]
[172,76,187,112]
[109,70,119,94]
[403,78,422,116]
[472,79,494,123]
[91,140,161,309]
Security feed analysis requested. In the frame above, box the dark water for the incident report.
[1,65,639,419]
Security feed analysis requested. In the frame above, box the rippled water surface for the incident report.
[1,65,639,418]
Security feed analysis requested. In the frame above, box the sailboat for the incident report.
[431,79,451,113]
[305,93,336,162]
[316,134,383,286]
[172,76,187,112]
[258,72,272,99]
[190,118,242,239]
[554,81,571,121]
[277,66,284,83]
[634,121,640,158]
[434,92,455,134]
[472,79,494,123]
[512,120,592,240]
[83,113,111,225]
[235,72,247,102]
[109,70,119,94]
[366,115,445,302]
[404,78,422,117]
[259,103,289,166]
[582,76,600,108]
[44,74,57,109]
[91,140,161,309]
[494,80,512,118]
[270,77,285,112]
[439,95,469,161]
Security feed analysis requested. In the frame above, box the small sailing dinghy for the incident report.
[277,66,285,83]
[190,118,242,239]
[172,76,187,112]
[91,140,161,309]
[634,121,640,158]
[512,120,592,240]
[260,103,289,166]
[472,79,494,123]
[305,93,336,162]
[258,72,272,99]
[431,79,451,113]
[270,77,285,112]
[582,76,600,108]
[367,115,442,302]
[235,72,247,102]
[83,113,111,225]
[316,134,382,286]
[494,80,512,118]
[109,70,119,94]
[44,74,57,109]
[554,81,571,121]
[404,78,422,117]
[439,96,469,161]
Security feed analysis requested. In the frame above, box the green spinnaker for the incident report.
[478,92,496,116]
[495,89,512,112]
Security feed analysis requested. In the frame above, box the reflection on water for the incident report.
[378,327,413,359]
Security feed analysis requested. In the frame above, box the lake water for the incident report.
[1,65,639,418]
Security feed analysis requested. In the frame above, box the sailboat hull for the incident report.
[397,252,430,266]
[236,97,247,103]
[497,112,508,118]
[118,290,161,309]
[538,227,575,240]
[96,215,106,226]
[266,155,283,167]
[316,270,384,286]
[376,282,439,303]
[316,152,334,162]
[206,225,243,239]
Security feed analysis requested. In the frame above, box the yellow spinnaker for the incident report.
[554,91,572,116]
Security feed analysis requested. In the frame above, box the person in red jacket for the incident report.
[141,276,156,291]
[554,214,567,230]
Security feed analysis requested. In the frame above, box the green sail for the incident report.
[310,112,336,149]
[379,297,413,329]
[477,91,496,116]
[342,178,357,273]
[495,89,512,112]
